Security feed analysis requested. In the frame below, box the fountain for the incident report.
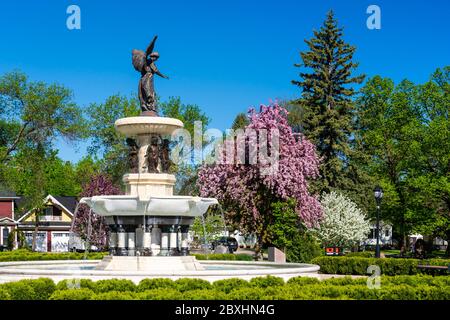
[78,36,219,270]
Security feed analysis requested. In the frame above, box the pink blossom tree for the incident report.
[198,103,322,254]
[71,174,121,250]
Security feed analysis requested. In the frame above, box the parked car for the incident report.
[211,236,239,253]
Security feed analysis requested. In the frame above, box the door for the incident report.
[24,231,47,252]
[51,232,70,252]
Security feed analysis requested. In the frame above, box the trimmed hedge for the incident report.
[49,288,95,300]
[137,278,176,291]
[1,275,449,300]
[345,251,374,258]
[0,249,107,262]
[94,279,136,293]
[311,256,450,275]
[192,253,253,261]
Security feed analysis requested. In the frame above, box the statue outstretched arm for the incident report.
[151,63,169,79]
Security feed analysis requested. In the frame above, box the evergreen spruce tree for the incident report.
[291,10,365,195]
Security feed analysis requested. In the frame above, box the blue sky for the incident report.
[0,0,448,163]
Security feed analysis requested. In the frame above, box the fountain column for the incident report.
[143,225,152,256]
[180,225,190,256]
[117,225,127,256]
[108,225,118,256]
[160,225,170,256]
[169,224,179,255]
[127,226,136,256]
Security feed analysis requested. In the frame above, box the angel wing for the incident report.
[145,35,158,57]
[131,49,146,72]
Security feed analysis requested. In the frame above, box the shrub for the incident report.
[21,278,56,300]
[137,278,176,291]
[1,281,35,300]
[92,291,137,300]
[249,275,284,288]
[311,256,450,275]
[286,231,322,263]
[174,278,212,292]
[94,279,136,293]
[0,288,11,300]
[213,278,250,293]
[345,251,374,258]
[228,287,266,300]
[0,249,108,262]
[49,288,95,300]
[192,254,253,261]
[137,289,183,300]
[56,279,95,291]
[286,276,320,286]
[182,289,228,300]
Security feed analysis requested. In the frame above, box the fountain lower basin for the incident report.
[0,259,320,283]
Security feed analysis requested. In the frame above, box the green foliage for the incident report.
[0,249,107,262]
[137,288,183,300]
[191,213,225,244]
[183,289,228,300]
[19,278,56,300]
[286,276,320,286]
[249,276,284,288]
[264,199,322,263]
[137,278,176,291]
[7,229,27,250]
[1,280,35,300]
[285,230,322,263]
[345,251,374,258]
[0,288,11,300]
[266,199,300,250]
[159,96,210,139]
[311,256,450,275]
[291,11,365,196]
[56,279,95,291]
[94,279,136,293]
[231,113,249,131]
[212,278,250,294]
[228,287,267,300]
[0,71,86,164]
[192,253,253,261]
[92,291,137,300]
[174,278,212,292]
[4,275,450,300]
[355,67,450,252]
[49,288,95,300]
[87,94,140,184]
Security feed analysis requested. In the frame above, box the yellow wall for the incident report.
[23,206,72,222]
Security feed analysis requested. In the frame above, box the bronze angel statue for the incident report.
[132,36,169,115]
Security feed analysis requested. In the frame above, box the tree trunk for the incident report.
[446,230,450,258]
[31,212,40,252]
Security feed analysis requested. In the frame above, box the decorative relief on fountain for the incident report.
[126,138,140,173]
[146,135,160,173]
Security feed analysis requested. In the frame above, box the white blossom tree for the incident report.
[314,191,370,248]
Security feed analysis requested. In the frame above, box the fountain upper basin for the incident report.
[115,116,184,136]
[79,195,218,217]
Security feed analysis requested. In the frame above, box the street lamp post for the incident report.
[374,186,383,258]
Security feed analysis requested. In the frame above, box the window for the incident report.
[385,229,390,237]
